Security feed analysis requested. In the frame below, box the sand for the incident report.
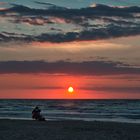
[0,119,140,140]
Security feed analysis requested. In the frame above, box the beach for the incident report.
[0,119,140,140]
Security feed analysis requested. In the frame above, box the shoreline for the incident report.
[0,117,140,124]
[0,119,140,140]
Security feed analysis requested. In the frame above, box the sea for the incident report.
[0,99,140,123]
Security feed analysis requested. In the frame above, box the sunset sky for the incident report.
[0,0,140,99]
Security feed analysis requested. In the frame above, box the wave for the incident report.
[0,99,140,123]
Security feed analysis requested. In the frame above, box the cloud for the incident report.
[0,32,32,42]
[0,85,63,90]
[1,4,140,42]
[79,86,140,93]
[13,16,49,26]
[0,60,139,75]
[0,8,8,11]
[6,4,140,17]
[10,13,68,26]
[33,1,67,10]
[1,24,140,43]
[34,1,57,7]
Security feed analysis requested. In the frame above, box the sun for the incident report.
[68,86,74,93]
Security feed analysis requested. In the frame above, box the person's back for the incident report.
[32,106,41,120]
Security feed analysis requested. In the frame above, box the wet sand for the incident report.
[0,119,140,140]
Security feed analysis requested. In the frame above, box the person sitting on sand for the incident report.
[32,106,45,121]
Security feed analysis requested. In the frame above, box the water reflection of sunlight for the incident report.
[59,101,76,108]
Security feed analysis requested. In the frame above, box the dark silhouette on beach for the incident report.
[32,106,45,121]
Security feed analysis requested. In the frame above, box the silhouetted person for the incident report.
[32,106,45,121]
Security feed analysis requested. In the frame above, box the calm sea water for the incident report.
[0,99,140,123]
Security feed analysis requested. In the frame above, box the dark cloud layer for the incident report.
[79,87,140,93]
[0,24,140,43]
[35,25,140,42]
[7,4,140,17]
[0,32,32,42]
[0,61,139,75]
